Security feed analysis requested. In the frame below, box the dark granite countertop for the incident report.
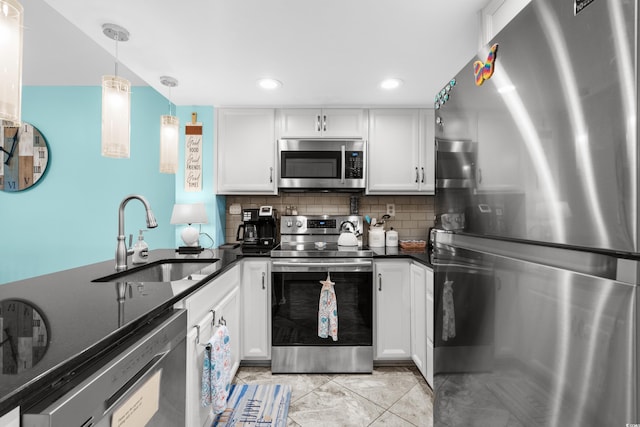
[0,247,256,416]
[0,243,423,416]
[370,246,433,268]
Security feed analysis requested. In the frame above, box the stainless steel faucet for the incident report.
[115,195,158,271]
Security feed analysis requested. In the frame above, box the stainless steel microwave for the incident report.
[277,139,366,190]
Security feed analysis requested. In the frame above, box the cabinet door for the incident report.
[185,286,240,427]
[241,260,271,359]
[180,265,240,326]
[410,263,428,378]
[278,108,323,138]
[321,109,367,138]
[420,109,436,194]
[375,260,411,360]
[367,109,421,193]
[426,267,434,387]
[216,108,276,194]
[278,108,366,138]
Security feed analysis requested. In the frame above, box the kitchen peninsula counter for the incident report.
[0,247,248,417]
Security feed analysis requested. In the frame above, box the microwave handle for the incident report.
[341,145,346,184]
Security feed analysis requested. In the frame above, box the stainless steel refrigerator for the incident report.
[432,0,639,425]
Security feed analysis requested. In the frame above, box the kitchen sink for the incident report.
[92,259,219,283]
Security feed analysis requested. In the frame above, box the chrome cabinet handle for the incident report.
[415,167,419,183]
[421,167,425,183]
[261,272,266,290]
[323,115,327,132]
[269,166,273,183]
[316,115,321,132]
[378,273,382,291]
[478,167,482,184]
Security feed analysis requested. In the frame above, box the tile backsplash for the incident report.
[225,193,434,243]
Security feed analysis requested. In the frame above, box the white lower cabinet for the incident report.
[241,259,271,360]
[411,262,434,387]
[0,407,19,427]
[426,267,434,386]
[374,260,411,360]
[176,265,241,427]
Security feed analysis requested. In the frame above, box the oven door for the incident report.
[277,139,366,190]
[271,258,373,373]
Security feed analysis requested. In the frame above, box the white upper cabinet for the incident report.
[367,109,434,194]
[277,108,367,139]
[481,0,532,44]
[216,108,277,194]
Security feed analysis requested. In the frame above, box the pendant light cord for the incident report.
[114,37,119,77]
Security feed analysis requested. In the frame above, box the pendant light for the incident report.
[0,0,24,126]
[101,23,131,158]
[159,76,179,174]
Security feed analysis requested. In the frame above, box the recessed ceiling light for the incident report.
[258,78,282,90]
[380,78,403,90]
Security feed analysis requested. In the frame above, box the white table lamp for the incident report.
[170,203,208,252]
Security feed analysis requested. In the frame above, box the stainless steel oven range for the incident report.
[270,215,373,373]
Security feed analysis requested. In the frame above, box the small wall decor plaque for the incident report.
[185,112,202,192]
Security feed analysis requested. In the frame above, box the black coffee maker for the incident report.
[236,206,278,250]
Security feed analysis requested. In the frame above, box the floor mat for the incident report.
[212,384,291,426]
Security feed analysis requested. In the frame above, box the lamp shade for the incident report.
[101,75,131,158]
[170,203,208,225]
[160,115,179,173]
[0,0,23,126]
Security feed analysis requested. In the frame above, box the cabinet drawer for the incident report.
[180,265,240,325]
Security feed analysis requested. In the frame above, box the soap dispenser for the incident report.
[132,229,149,264]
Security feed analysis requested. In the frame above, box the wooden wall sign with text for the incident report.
[184,113,202,192]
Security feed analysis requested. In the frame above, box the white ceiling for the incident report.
[24,0,490,107]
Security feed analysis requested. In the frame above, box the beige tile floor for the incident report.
[233,366,434,426]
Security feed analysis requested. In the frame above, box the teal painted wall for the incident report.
[0,86,177,284]
[174,107,226,251]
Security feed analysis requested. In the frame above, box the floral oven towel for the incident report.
[201,324,232,414]
[318,273,338,341]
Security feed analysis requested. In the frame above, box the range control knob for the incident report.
[295,220,303,228]
[285,220,293,228]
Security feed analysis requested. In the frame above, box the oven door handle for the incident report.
[272,260,372,267]
[271,259,373,272]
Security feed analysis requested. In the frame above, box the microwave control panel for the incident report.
[345,151,364,179]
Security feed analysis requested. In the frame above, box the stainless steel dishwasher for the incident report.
[23,309,187,427]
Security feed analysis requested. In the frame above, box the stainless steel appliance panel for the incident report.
[23,310,187,427]
[432,238,636,426]
[271,262,373,373]
[435,139,477,189]
[435,0,638,252]
[277,139,366,190]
